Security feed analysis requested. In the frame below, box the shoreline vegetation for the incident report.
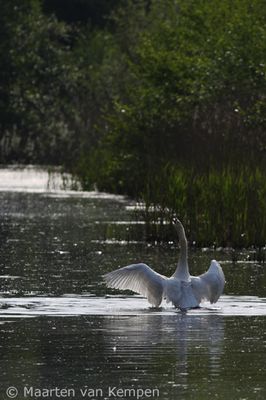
[1,0,266,247]
[131,167,266,249]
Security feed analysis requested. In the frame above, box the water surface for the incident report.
[0,167,265,400]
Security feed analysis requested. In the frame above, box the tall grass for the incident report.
[141,165,266,247]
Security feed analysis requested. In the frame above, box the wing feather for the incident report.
[103,263,166,307]
[191,260,225,304]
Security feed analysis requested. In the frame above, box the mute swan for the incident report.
[104,218,225,310]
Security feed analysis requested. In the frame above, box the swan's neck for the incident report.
[173,221,190,281]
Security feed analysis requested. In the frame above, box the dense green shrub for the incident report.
[1,0,266,245]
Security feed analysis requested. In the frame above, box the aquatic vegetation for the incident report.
[139,166,266,248]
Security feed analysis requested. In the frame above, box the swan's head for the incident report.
[172,217,181,225]
[172,218,187,241]
[172,217,184,229]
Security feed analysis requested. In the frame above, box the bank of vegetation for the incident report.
[1,0,266,246]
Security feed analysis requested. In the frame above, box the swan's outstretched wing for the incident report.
[191,260,225,304]
[103,263,166,307]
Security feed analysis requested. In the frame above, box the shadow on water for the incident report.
[0,167,266,400]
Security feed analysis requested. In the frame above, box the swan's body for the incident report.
[104,219,225,310]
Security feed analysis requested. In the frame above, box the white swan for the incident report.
[104,218,225,310]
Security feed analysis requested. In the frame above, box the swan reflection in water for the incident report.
[102,313,224,390]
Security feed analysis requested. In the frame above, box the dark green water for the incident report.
[0,168,266,400]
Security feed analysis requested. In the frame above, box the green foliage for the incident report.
[141,166,266,247]
[77,0,266,246]
[105,0,266,169]
[1,0,266,245]
[0,0,80,163]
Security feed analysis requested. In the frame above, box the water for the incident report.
[0,166,266,400]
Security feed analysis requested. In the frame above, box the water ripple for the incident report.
[0,295,265,318]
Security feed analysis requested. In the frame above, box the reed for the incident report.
[140,165,266,248]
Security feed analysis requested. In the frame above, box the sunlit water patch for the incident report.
[0,295,266,318]
[0,165,73,192]
[0,165,126,200]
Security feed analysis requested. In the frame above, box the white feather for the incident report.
[104,263,166,307]
[191,260,225,304]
